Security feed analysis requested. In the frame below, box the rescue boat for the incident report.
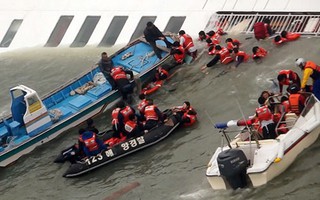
[54,110,180,178]
[0,33,176,167]
[206,94,320,190]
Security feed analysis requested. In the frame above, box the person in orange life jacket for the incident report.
[254,97,277,139]
[97,52,117,90]
[207,30,221,45]
[86,118,99,134]
[144,21,172,59]
[117,102,136,136]
[78,128,106,157]
[277,69,301,94]
[140,66,169,96]
[198,30,209,41]
[233,48,250,68]
[225,38,240,53]
[280,96,291,113]
[252,46,267,62]
[111,101,125,139]
[111,66,135,102]
[137,94,150,121]
[170,41,186,65]
[253,18,275,41]
[281,31,301,41]
[143,99,164,131]
[273,35,287,45]
[296,57,320,99]
[178,30,198,59]
[172,101,197,126]
[288,84,306,115]
[124,114,144,138]
[202,45,233,70]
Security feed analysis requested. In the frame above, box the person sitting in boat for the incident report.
[170,41,186,65]
[252,46,267,62]
[178,30,198,60]
[124,114,144,138]
[137,94,150,121]
[277,69,301,95]
[140,66,169,96]
[78,128,106,157]
[110,66,135,103]
[233,48,250,68]
[85,118,99,134]
[288,84,306,115]
[254,97,277,139]
[117,103,136,135]
[172,101,197,126]
[111,101,124,139]
[143,99,164,132]
[97,52,116,90]
[201,45,233,70]
[225,38,240,53]
[295,58,320,99]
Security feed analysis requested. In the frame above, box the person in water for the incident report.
[172,101,197,126]
[277,69,301,94]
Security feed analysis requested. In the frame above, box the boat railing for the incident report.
[206,12,320,36]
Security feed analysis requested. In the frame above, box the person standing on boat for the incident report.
[296,58,320,99]
[78,128,106,157]
[254,97,277,139]
[277,69,301,94]
[178,30,197,60]
[144,21,172,60]
[97,52,116,90]
[143,99,164,132]
[110,66,135,103]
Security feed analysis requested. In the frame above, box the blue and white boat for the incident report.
[0,34,175,167]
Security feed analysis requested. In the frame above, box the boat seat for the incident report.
[0,146,4,152]
[87,83,112,99]
[68,95,92,110]
[285,112,298,128]
[11,135,30,146]
[0,126,9,140]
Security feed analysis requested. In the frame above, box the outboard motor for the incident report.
[217,148,249,190]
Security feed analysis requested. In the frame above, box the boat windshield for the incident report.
[300,95,317,117]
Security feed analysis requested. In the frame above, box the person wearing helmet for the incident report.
[295,58,320,99]
[288,83,306,115]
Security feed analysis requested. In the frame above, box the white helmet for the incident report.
[295,58,305,69]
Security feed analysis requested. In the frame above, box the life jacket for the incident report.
[289,94,304,115]
[226,42,235,52]
[277,123,289,134]
[253,22,268,40]
[303,61,320,80]
[273,36,287,45]
[79,132,99,152]
[111,67,127,80]
[124,120,137,134]
[216,47,233,64]
[208,45,216,55]
[182,113,197,126]
[281,100,291,113]
[144,105,159,121]
[138,99,149,114]
[252,47,267,59]
[141,80,163,95]
[256,105,273,121]
[120,106,135,123]
[235,50,250,62]
[180,34,195,51]
[111,107,121,125]
[172,45,185,64]
[278,70,298,85]
[155,67,169,80]
[285,32,301,41]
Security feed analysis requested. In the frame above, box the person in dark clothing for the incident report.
[110,66,135,103]
[144,21,172,59]
[97,52,116,89]
[85,118,99,134]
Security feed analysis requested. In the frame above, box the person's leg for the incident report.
[312,79,320,100]
[104,73,117,89]
[149,41,162,59]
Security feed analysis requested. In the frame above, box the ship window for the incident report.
[12,90,24,98]
[130,16,157,42]
[70,16,101,47]
[0,19,23,47]
[98,16,128,47]
[164,16,186,34]
[45,16,74,47]
[27,95,42,113]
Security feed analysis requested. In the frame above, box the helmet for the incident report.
[295,58,305,69]
[288,83,300,94]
